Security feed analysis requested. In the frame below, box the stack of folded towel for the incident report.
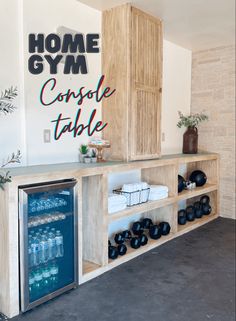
[108,194,127,214]
[122,182,149,205]
[148,185,169,201]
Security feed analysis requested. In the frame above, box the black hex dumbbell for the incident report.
[108,240,127,260]
[115,230,142,249]
[134,218,162,240]
[141,218,171,237]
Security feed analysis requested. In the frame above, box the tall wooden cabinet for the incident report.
[102,4,163,161]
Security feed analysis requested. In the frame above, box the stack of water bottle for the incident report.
[28,227,64,296]
[29,197,67,214]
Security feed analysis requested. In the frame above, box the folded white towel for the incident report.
[122,182,149,192]
[149,191,168,201]
[108,194,127,206]
[108,203,127,214]
[149,185,169,193]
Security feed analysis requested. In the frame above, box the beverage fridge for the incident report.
[18,179,78,312]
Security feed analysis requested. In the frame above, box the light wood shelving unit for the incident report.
[80,152,220,284]
[0,152,219,318]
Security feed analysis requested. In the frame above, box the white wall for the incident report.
[0,1,192,166]
[161,40,192,155]
[0,0,25,167]
[23,0,102,165]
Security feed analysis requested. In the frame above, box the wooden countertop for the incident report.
[2,151,218,180]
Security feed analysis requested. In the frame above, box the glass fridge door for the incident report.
[19,179,78,312]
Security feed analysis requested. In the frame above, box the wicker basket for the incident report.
[113,188,150,207]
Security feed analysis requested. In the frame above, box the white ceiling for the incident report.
[78,0,235,51]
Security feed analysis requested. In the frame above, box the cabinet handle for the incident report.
[159,88,162,93]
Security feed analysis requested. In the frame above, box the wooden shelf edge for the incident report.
[177,184,218,202]
[107,196,176,222]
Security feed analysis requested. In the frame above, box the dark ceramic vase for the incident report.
[183,126,198,154]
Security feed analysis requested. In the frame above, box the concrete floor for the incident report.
[3,217,236,321]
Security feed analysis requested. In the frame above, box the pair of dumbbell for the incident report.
[178,195,212,225]
[132,218,171,240]
[108,240,127,260]
[115,229,148,250]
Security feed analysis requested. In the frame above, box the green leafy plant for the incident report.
[0,86,18,115]
[79,144,89,155]
[177,111,209,128]
[0,171,12,190]
[91,149,97,158]
[0,150,21,190]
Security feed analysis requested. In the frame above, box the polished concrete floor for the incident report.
[4,217,236,321]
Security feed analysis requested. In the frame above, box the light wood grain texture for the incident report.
[102,4,130,161]
[141,164,176,196]
[82,175,107,266]
[130,7,162,160]
[102,4,162,161]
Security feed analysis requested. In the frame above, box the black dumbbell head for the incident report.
[139,234,148,246]
[108,245,118,260]
[141,218,153,229]
[114,233,125,244]
[130,236,141,249]
[149,225,162,240]
[159,222,171,235]
[122,230,132,240]
[132,221,144,235]
[117,244,127,256]
[200,195,210,205]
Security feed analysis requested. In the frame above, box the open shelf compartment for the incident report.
[177,190,218,235]
[108,204,177,266]
[81,174,108,277]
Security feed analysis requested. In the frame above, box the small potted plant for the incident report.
[90,149,97,163]
[177,111,208,154]
[84,155,91,164]
[79,144,89,163]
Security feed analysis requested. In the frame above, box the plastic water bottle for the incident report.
[34,269,43,293]
[40,235,49,263]
[31,237,40,266]
[48,232,56,260]
[42,267,51,294]
[50,262,59,288]
[35,232,43,264]
[28,236,33,268]
[55,230,64,258]
[29,273,35,294]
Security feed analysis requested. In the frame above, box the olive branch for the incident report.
[0,86,21,190]
[177,111,209,128]
[0,86,18,115]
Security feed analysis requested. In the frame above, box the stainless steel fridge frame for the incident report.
[18,179,78,312]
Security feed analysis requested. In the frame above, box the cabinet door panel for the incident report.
[130,89,161,159]
[130,7,162,160]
